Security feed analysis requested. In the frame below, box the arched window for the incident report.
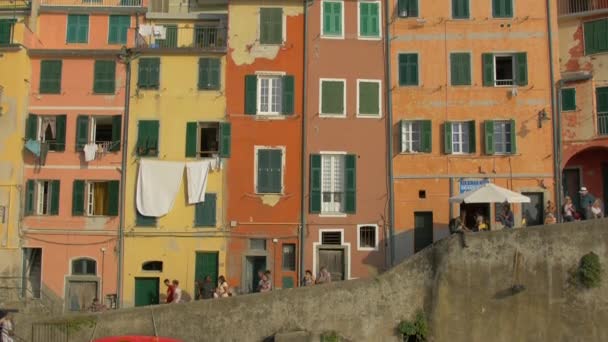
[142,261,163,272]
[72,258,96,276]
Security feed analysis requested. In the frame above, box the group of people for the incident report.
[562,187,604,222]
[165,276,232,303]
[450,203,515,235]
[0,311,13,342]
[302,267,332,286]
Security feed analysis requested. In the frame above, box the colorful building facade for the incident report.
[122,0,229,307]
[390,0,557,261]
[225,0,303,292]
[302,0,389,280]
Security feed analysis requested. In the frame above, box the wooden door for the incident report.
[563,169,581,210]
[134,277,159,307]
[414,212,433,253]
[195,252,219,286]
[522,192,544,226]
[318,249,345,281]
[67,280,98,311]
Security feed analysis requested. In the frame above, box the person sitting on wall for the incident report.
[88,298,106,312]
[579,187,596,220]
[498,203,514,229]
[449,210,470,248]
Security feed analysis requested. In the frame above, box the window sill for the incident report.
[320,35,344,40]
[254,115,286,120]
[491,16,514,20]
[198,88,221,92]
[357,247,379,252]
[137,87,160,91]
[319,114,346,119]
[254,192,285,196]
[400,151,428,155]
[356,113,382,119]
[398,84,420,88]
[357,36,382,41]
[318,213,347,218]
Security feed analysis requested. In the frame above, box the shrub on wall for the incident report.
[320,331,340,342]
[398,311,428,342]
[578,252,602,289]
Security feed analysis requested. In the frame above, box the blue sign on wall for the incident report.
[459,178,489,194]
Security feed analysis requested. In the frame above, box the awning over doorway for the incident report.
[449,183,531,204]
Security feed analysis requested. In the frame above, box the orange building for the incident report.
[225,0,303,292]
[389,0,557,261]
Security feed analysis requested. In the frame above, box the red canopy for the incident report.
[93,337,182,342]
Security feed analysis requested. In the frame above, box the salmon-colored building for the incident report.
[21,0,144,311]
[225,0,303,292]
[302,0,389,280]
[390,0,557,261]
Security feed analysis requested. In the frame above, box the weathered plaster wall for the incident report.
[29,221,608,342]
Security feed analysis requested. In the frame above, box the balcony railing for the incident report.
[39,0,142,7]
[558,0,608,16]
[147,0,227,14]
[0,0,31,10]
[598,112,608,136]
[136,25,226,50]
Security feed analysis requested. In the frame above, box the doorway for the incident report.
[522,192,544,226]
[245,256,266,293]
[22,248,42,299]
[134,277,159,307]
[602,163,608,213]
[414,212,433,253]
[195,251,219,286]
[317,249,345,281]
[66,280,98,312]
[461,203,490,230]
[563,168,581,210]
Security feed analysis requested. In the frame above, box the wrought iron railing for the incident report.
[557,0,608,16]
[0,0,30,10]
[39,0,142,7]
[136,25,227,50]
[598,112,608,136]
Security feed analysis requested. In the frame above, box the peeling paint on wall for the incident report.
[260,194,281,207]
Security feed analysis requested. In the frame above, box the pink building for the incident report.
[21,0,144,311]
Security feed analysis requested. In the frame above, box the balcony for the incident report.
[558,0,608,17]
[136,25,226,52]
[39,0,142,7]
[0,0,30,11]
[598,112,608,136]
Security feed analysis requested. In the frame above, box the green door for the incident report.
[414,212,434,253]
[134,277,159,307]
[195,252,219,285]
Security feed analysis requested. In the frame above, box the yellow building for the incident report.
[122,2,229,307]
[0,2,31,303]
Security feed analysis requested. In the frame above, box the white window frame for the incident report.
[451,121,470,155]
[493,53,516,87]
[357,0,382,40]
[254,145,286,195]
[312,228,351,281]
[357,224,379,251]
[258,6,287,46]
[356,79,382,118]
[319,78,347,118]
[35,180,53,216]
[321,0,345,39]
[69,256,98,276]
[85,181,110,217]
[319,152,347,215]
[257,75,284,116]
[401,120,422,153]
[493,120,513,155]
[36,115,57,144]
[396,0,420,18]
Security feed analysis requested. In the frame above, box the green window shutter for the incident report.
[509,120,517,154]
[195,193,216,227]
[398,54,418,86]
[452,0,469,19]
[321,80,344,115]
[468,120,476,153]
[584,21,596,55]
[50,180,60,215]
[209,59,220,90]
[344,154,356,214]
[136,210,156,227]
[359,81,380,115]
[421,120,432,153]
[107,180,119,216]
[484,120,495,155]
[0,20,12,45]
[360,2,379,37]
[281,75,294,115]
[450,53,471,86]
[260,8,282,45]
[157,25,177,48]
[198,58,220,90]
[67,15,89,43]
[110,115,122,152]
[257,149,270,193]
[482,53,494,87]
[219,122,231,158]
[398,0,418,17]
[245,75,257,114]
[257,149,282,194]
[138,58,160,90]
[444,122,452,154]
[40,60,62,94]
[561,88,576,111]
[185,122,198,157]
[26,114,38,141]
[597,87,608,113]
[75,115,89,151]
[516,52,528,86]
[79,15,89,43]
[310,154,321,213]
[25,180,35,216]
[323,2,342,36]
[72,180,85,216]
[493,0,513,18]
[55,115,67,152]
[136,120,159,156]
[94,60,116,94]
[108,15,129,44]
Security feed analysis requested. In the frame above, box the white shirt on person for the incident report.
[173,287,182,303]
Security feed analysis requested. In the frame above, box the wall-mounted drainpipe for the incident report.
[384,0,395,267]
[546,0,561,223]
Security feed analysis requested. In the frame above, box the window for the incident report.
[244,74,294,115]
[72,258,96,275]
[0,19,15,45]
[136,120,159,157]
[194,193,216,227]
[358,225,377,250]
[561,88,576,112]
[597,87,608,135]
[259,8,283,45]
[198,58,220,90]
[250,239,266,250]
[26,114,67,152]
[93,60,116,94]
[157,25,177,48]
[310,154,356,214]
[185,122,230,158]
[40,60,62,94]
[321,231,342,245]
[398,53,419,86]
[400,120,431,153]
[25,180,60,216]
[320,79,345,116]
[256,148,284,194]
[484,120,516,155]
[482,53,527,87]
[22,248,42,299]
[452,0,469,19]
[282,244,296,271]
[444,121,475,154]
[75,115,122,152]
[322,1,343,37]
[136,210,156,227]
[359,1,380,38]
[357,80,381,117]
[71,180,119,217]
[492,0,513,18]
[66,15,89,43]
[450,53,471,86]
[584,19,608,55]
[142,261,163,272]
[397,0,418,18]
[194,25,222,48]
[108,15,130,44]
[137,58,160,90]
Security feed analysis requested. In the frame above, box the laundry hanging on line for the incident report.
[186,160,212,205]
[84,143,97,162]
[25,139,41,157]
